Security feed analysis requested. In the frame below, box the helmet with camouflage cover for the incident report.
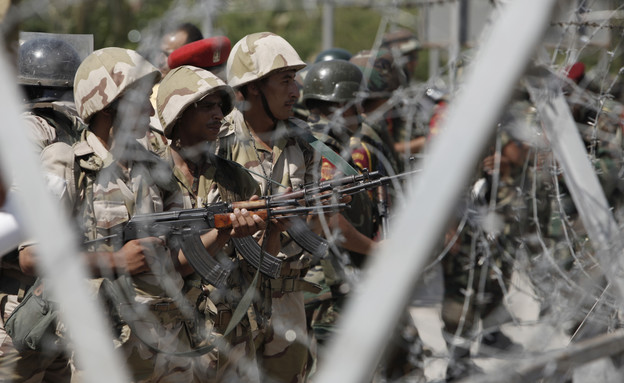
[226,32,306,88]
[381,28,420,56]
[73,47,161,123]
[302,59,363,104]
[157,65,235,138]
[349,49,404,99]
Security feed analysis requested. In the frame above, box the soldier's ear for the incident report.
[247,82,261,97]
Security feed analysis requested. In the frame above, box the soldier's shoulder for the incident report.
[220,107,245,137]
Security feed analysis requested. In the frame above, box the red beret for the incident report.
[168,36,231,70]
[565,62,585,84]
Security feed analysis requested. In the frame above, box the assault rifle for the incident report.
[84,201,347,288]
[271,168,421,204]
[267,169,420,254]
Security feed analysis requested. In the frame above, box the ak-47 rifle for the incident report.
[84,200,347,288]
[265,169,420,253]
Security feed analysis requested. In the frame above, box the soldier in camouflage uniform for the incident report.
[217,32,322,383]
[350,49,423,171]
[156,64,283,381]
[0,34,90,383]
[38,47,221,382]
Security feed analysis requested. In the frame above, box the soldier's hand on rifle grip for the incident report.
[113,237,164,275]
[228,207,267,238]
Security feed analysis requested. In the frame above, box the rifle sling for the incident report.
[231,237,282,278]
[172,230,231,288]
[298,130,359,176]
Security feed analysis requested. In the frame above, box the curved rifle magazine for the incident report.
[231,237,282,278]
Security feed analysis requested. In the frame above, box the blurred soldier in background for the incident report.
[0,33,91,383]
[349,49,405,173]
[166,35,231,81]
[314,47,352,63]
[17,33,91,152]
[300,59,381,355]
[381,28,421,83]
[293,47,352,121]
[218,31,321,383]
[155,22,204,77]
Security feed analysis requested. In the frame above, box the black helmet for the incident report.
[302,60,363,104]
[314,47,352,63]
[18,37,81,88]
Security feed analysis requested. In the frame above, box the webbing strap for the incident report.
[299,130,359,176]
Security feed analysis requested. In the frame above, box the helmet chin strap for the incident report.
[258,88,279,124]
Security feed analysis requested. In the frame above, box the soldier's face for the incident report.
[178,93,224,144]
[259,70,299,121]
[115,88,155,140]
[157,30,189,75]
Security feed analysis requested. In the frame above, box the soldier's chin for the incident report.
[128,124,150,139]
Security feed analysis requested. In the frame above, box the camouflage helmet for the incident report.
[18,37,81,88]
[73,47,161,122]
[349,49,404,98]
[157,65,235,138]
[314,47,352,63]
[302,59,363,104]
[381,28,420,55]
[226,32,306,88]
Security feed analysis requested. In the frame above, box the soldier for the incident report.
[37,47,229,381]
[381,28,421,83]
[146,22,204,145]
[156,64,281,380]
[350,49,424,170]
[300,59,386,372]
[217,32,322,383]
[0,33,90,382]
[313,47,352,63]
[18,33,90,152]
[302,59,383,255]
[155,22,204,76]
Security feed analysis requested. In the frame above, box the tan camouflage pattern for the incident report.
[217,108,319,382]
[227,32,306,88]
[40,131,212,381]
[159,146,265,382]
[218,108,319,195]
[157,65,235,138]
[22,100,85,153]
[73,47,161,122]
[0,294,71,382]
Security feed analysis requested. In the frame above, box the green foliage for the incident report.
[216,7,383,64]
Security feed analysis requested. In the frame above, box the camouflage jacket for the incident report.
[41,129,182,300]
[161,145,260,209]
[22,100,86,153]
[217,108,320,195]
